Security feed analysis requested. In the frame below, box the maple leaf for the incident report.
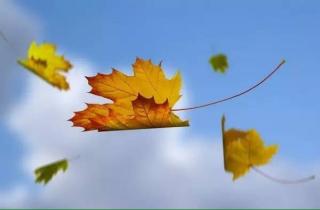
[87,58,181,106]
[70,58,188,131]
[18,41,72,90]
[34,159,68,185]
[221,115,278,180]
[209,54,228,73]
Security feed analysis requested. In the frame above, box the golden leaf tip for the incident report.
[86,76,95,82]
[88,89,96,95]
[82,128,91,132]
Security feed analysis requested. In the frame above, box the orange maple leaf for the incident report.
[70,58,189,131]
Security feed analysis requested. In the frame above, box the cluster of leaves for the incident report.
[12,40,313,185]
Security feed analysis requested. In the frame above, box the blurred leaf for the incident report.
[221,115,278,180]
[35,159,68,185]
[18,41,72,90]
[209,54,228,73]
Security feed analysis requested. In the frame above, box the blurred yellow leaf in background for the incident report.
[18,41,72,90]
[221,115,278,180]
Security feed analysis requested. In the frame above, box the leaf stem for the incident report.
[0,30,19,53]
[252,166,315,184]
[172,60,286,112]
[68,154,81,162]
[0,30,10,44]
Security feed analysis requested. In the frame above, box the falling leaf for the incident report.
[70,58,188,131]
[87,58,182,106]
[35,159,68,185]
[221,115,278,180]
[18,41,72,90]
[209,54,228,73]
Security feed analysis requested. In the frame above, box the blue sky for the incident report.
[1,0,320,207]
[15,0,320,160]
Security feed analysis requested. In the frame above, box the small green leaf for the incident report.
[209,54,229,73]
[34,159,68,185]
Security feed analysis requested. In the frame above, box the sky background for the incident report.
[0,0,320,208]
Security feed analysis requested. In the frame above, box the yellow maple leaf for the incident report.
[18,41,72,90]
[70,58,188,131]
[221,115,278,180]
[87,58,181,107]
[132,58,182,106]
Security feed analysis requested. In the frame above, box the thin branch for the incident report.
[0,30,9,43]
[252,166,315,184]
[172,60,286,112]
[0,29,19,54]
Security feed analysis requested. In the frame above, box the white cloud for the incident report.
[0,0,41,114]
[4,58,320,208]
[0,185,28,208]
